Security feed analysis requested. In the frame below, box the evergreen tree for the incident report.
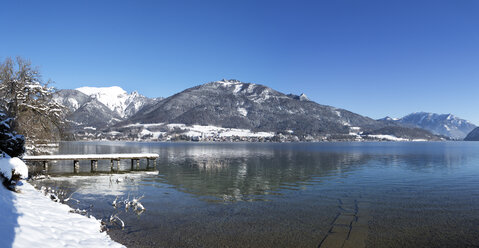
[0,111,25,157]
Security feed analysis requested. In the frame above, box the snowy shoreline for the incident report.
[0,157,124,248]
[0,180,124,248]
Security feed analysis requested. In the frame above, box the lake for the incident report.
[31,141,479,248]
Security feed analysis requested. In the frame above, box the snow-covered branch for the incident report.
[0,57,70,149]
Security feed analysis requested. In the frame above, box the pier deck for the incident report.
[23,153,159,173]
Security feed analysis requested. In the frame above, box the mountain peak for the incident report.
[76,86,127,96]
[396,112,477,139]
[122,79,444,141]
[299,93,309,101]
[215,79,244,85]
[378,116,398,121]
[74,86,150,118]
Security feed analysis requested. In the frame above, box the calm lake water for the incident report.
[31,141,479,248]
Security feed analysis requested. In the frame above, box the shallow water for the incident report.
[32,141,479,247]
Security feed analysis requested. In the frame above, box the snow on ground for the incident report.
[164,123,274,138]
[367,134,409,141]
[125,123,165,128]
[139,129,166,139]
[0,157,124,248]
[0,157,28,181]
[218,129,274,138]
[216,79,242,87]
[233,84,242,94]
[115,123,278,141]
[366,134,426,142]
[349,127,361,131]
[444,124,451,131]
[237,107,248,117]
[346,127,363,141]
[166,123,186,129]
[0,182,124,248]
[67,98,80,110]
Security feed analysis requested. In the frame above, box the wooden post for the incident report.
[91,160,98,172]
[74,160,80,173]
[116,160,120,171]
[131,159,135,171]
[110,159,114,172]
[153,158,157,169]
[136,159,140,170]
[146,159,150,170]
[43,161,48,171]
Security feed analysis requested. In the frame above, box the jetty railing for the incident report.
[23,153,160,173]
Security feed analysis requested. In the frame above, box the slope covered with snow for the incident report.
[380,112,477,140]
[123,79,441,141]
[53,87,161,133]
[0,182,124,248]
[54,80,443,141]
[126,79,381,136]
[76,86,150,118]
[0,157,28,180]
[0,157,124,247]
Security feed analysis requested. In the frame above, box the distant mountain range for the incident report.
[121,79,440,141]
[378,112,476,140]
[53,87,161,131]
[54,79,476,142]
[127,79,379,134]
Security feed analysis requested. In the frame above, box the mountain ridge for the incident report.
[126,79,379,134]
[75,86,157,118]
[118,79,442,141]
[53,80,447,142]
[378,112,476,140]
[53,87,161,131]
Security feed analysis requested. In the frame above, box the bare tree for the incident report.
[0,57,68,146]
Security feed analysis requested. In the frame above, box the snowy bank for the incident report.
[0,157,28,181]
[0,182,124,248]
[0,157,124,248]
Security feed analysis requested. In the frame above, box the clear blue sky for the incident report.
[1,0,478,124]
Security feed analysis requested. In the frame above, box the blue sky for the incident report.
[1,0,478,124]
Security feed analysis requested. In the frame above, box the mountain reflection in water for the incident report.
[32,142,479,248]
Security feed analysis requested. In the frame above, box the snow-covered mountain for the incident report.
[377,116,398,122]
[116,79,441,141]
[126,79,377,135]
[76,86,152,118]
[53,87,160,131]
[378,112,476,140]
[52,80,449,142]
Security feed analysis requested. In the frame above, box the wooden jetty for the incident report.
[23,153,160,173]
